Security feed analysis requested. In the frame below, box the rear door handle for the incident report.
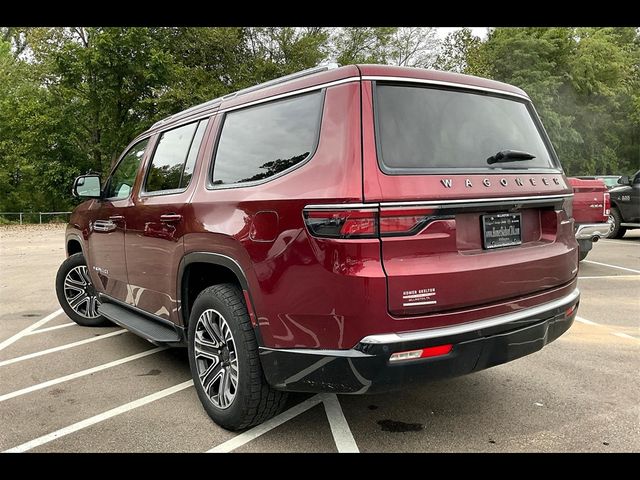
[160,214,182,223]
[109,215,124,221]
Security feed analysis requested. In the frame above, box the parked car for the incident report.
[576,175,621,190]
[608,170,640,238]
[567,177,612,261]
[56,64,580,430]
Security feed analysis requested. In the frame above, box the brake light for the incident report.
[379,208,436,236]
[603,192,610,216]
[303,209,377,239]
[303,206,441,239]
[389,344,453,363]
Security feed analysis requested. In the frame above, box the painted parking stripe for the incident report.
[0,330,126,368]
[3,380,194,453]
[323,394,359,453]
[208,394,327,453]
[576,316,599,326]
[578,275,640,279]
[0,309,63,352]
[0,347,167,403]
[613,332,638,340]
[582,260,640,274]
[26,322,76,335]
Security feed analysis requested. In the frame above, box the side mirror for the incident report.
[617,175,630,186]
[73,174,102,199]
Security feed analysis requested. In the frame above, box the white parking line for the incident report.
[208,394,327,453]
[578,275,640,280]
[3,380,194,453]
[0,347,167,403]
[576,316,599,326]
[26,322,76,335]
[323,394,359,453]
[613,332,638,340]
[0,330,126,368]
[582,260,640,274]
[0,309,63,352]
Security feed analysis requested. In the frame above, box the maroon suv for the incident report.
[56,64,580,430]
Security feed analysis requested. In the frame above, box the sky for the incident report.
[435,27,489,39]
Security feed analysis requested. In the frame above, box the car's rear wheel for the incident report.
[187,283,287,431]
[55,253,110,327]
[609,208,627,239]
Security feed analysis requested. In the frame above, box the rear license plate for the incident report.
[482,213,522,249]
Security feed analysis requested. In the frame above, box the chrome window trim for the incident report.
[360,288,580,345]
[362,75,530,101]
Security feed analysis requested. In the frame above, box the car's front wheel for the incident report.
[55,253,110,327]
[187,283,287,431]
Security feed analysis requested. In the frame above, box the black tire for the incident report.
[187,283,287,431]
[55,253,110,327]
[609,208,627,239]
[578,249,589,262]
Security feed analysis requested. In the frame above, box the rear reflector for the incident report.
[389,344,453,363]
[565,304,577,317]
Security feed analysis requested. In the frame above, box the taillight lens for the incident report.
[603,192,611,216]
[303,209,378,239]
[303,207,439,239]
[379,208,436,236]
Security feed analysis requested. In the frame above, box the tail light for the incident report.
[389,344,453,362]
[603,192,611,216]
[303,209,378,239]
[303,207,440,239]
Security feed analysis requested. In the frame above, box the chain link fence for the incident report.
[0,212,72,224]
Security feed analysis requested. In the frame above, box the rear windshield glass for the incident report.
[375,84,555,171]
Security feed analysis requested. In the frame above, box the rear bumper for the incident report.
[260,288,579,393]
[575,221,612,240]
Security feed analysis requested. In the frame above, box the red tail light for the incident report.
[379,208,436,236]
[303,209,377,239]
[389,344,453,362]
[303,206,441,239]
[603,192,611,216]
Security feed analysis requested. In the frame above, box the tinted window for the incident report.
[375,84,554,171]
[105,139,148,200]
[145,122,198,193]
[180,120,208,188]
[212,92,323,185]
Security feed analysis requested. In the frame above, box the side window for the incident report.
[105,139,149,200]
[144,121,206,194]
[212,91,323,186]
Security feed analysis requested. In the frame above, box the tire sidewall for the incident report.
[187,286,255,429]
[609,208,626,239]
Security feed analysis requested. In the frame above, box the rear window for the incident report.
[375,83,555,172]
[212,91,323,186]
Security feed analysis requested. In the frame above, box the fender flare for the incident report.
[177,252,261,339]
[65,232,86,257]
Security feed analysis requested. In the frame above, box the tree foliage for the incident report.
[0,27,638,214]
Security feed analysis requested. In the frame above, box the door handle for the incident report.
[109,215,124,221]
[160,214,182,223]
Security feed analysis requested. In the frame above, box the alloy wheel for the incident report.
[194,309,239,409]
[63,265,100,318]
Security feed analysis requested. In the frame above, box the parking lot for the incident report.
[0,224,638,453]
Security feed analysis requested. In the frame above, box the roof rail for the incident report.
[150,63,340,130]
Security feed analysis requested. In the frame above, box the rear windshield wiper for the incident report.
[487,150,536,165]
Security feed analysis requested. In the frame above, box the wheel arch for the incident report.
[66,233,85,257]
[177,252,260,337]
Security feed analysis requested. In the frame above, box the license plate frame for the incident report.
[482,212,522,250]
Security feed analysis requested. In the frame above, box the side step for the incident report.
[98,303,183,346]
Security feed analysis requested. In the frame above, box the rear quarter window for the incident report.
[375,83,556,172]
[212,91,324,186]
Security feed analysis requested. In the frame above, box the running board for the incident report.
[98,303,183,346]
[620,223,640,228]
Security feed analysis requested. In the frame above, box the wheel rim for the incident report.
[63,265,100,318]
[194,309,239,410]
[610,214,616,236]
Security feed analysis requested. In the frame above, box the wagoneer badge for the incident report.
[441,177,561,188]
